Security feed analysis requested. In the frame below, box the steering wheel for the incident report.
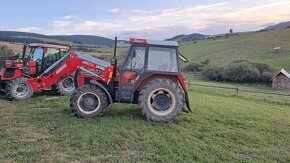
[36,59,42,63]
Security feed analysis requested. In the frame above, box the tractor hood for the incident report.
[76,53,111,68]
[0,55,22,69]
[4,60,24,68]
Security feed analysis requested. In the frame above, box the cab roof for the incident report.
[29,43,70,49]
[130,38,179,47]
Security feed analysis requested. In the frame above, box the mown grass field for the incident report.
[1,30,290,162]
[179,29,290,70]
[0,81,289,162]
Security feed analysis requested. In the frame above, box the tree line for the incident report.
[0,45,14,57]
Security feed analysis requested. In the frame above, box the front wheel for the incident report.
[138,78,184,122]
[5,78,33,101]
[70,85,108,118]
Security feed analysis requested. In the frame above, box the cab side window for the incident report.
[147,47,178,72]
[44,48,59,69]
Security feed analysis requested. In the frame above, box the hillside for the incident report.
[166,33,206,41]
[265,21,290,30]
[0,31,114,47]
[179,29,290,71]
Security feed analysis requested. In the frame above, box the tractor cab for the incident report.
[116,38,184,102]
[26,44,70,75]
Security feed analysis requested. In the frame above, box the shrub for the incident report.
[201,62,274,83]
[0,45,14,57]
[251,63,274,73]
[259,72,274,84]
[202,66,225,81]
[182,59,210,73]
[182,62,204,72]
[224,62,260,82]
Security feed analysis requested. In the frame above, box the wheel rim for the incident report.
[147,88,176,116]
[61,77,75,92]
[77,92,101,114]
[13,83,30,98]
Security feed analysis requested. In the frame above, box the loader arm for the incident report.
[26,51,114,91]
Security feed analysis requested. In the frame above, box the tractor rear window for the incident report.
[147,47,178,72]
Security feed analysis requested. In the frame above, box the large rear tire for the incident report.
[5,78,33,101]
[70,85,108,118]
[54,76,75,95]
[138,78,184,122]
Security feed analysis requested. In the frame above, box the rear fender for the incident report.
[177,74,192,112]
[1,68,22,80]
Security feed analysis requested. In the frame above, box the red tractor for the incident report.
[0,44,75,96]
[0,43,109,100]
[70,38,191,122]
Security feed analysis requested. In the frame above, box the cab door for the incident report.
[29,47,45,75]
[116,45,147,102]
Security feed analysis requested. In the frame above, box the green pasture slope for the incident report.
[0,87,289,162]
[179,29,290,70]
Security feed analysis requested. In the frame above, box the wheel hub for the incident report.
[152,93,171,111]
[63,78,73,88]
[14,83,30,97]
[83,97,95,108]
[80,94,99,112]
[16,86,24,93]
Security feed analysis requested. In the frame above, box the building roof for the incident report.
[29,43,70,49]
[271,69,290,81]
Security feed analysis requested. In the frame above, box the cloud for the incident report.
[13,27,41,33]
[52,21,72,28]
[46,1,290,39]
[241,1,290,13]
[47,19,124,37]
[63,15,74,19]
[109,8,120,13]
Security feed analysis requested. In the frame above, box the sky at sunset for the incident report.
[1,0,290,39]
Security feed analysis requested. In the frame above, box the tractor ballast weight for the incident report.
[70,38,191,122]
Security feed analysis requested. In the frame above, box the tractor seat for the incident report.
[122,71,138,86]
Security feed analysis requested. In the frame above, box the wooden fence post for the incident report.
[236,84,239,96]
[187,80,191,90]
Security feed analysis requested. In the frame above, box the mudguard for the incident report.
[90,80,113,105]
[185,92,192,113]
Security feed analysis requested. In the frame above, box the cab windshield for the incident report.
[30,47,44,62]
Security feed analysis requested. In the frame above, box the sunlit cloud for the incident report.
[52,21,72,28]
[46,1,290,39]
[12,27,42,33]
[62,15,75,19]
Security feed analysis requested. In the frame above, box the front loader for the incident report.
[70,38,191,122]
[2,47,115,101]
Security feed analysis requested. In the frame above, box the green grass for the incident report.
[179,29,290,70]
[0,85,289,162]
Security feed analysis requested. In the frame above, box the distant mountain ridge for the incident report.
[0,31,114,47]
[166,33,207,41]
[264,21,290,30]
